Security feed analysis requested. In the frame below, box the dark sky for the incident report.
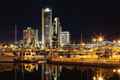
[0,0,120,42]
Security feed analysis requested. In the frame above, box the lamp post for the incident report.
[92,38,97,48]
[98,37,103,42]
[92,38,97,43]
[97,36,104,47]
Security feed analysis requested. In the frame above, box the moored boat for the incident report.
[14,50,46,63]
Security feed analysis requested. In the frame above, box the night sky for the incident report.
[0,0,120,42]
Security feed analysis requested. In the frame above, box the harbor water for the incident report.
[0,63,120,80]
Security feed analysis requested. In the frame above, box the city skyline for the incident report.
[0,0,120,41]
[1,1,120,80]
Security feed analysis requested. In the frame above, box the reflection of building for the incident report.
[24,64,38,72]
[60,31,70,47]
[52,17,62,48]
[41,8,53,49]
[0,63,14,72]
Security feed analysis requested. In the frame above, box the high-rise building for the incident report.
[52,17,62,48]
[60,31,70,47]
[23,27,40,48]
[34,29,40,48]
[41,8,53,49]
[34,29,39,41]
[23,27,34,48]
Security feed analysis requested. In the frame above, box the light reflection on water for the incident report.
[0,63,120,80]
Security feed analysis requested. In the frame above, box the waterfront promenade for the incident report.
[48,54,120,67]
[1,47,120,67]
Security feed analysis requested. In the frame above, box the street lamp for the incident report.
[95,36,104,47]
[118,40,120,43]
[92,38,97,42]
[98,37,103,42]
[81,42,85,46]
[117,69,120,74]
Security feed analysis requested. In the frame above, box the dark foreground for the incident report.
[0,62,120,80]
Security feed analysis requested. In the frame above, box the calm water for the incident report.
[0,63,120,80]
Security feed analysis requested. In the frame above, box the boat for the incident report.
[0,51,16,62]
[14,50,46,63]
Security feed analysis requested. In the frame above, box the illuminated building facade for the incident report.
[23,27,34,48]
[41,8,53,49]
[60,31,70,47]
[23,27,40,48]
[34,29,39,42]
[34,29,40,48]
[52,17,62,48]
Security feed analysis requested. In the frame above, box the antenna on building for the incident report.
[80,32,83,44]
[15,24,17,44]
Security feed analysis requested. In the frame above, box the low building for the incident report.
[60,31,70,47]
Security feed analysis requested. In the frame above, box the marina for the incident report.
[0,1,120,79]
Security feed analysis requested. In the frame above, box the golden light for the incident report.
[10,44,14,48]
[4,45,8,48]
[89,49,93,52]
[113,40,116,43]
[93,76,104,80]
[24,64,36,72]
[61,43,64,47]
[59,56,63,58]
[117,69,120,73]
[113,69,116,72]
[92,38,97,42]
[98,76,104,80]
[81,43,85,46]
[93,76,96,80]
[98,36,103,42]
[118,40,120,43]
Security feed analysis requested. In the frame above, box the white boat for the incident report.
[15,51,45,62]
